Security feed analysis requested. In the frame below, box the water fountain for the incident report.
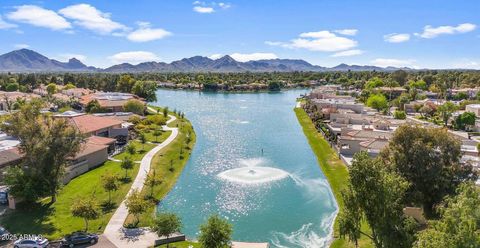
[218,158,289,185]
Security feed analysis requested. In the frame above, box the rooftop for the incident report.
[63,114,123,134]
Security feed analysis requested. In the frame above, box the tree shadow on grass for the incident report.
[119,177,132,184]
[100,201,117,213]
[0,201,56,235]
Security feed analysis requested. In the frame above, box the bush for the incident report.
[394,110,406,119]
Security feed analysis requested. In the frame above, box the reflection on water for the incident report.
[153,89,338,247]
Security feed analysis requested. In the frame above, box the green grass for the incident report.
[154,240,200,248]
[126,114,196,227]
[294,108,373,248]
[142,129,172,143]
[0,143,156,240]
[114,140,156,161]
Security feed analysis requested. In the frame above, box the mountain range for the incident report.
[0,49,411,72]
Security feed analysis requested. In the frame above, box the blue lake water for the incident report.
[152,89,337,248]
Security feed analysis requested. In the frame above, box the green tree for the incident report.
[64,83,76,90]
[71,198,100,231]
[138,132,147,151]
[437,101,457,126]
[116,74,136,93]
[101,173,118,204]
[380,126,477,216]
[393,110,406,119]
[268,81,282,91]
[454,111,476,130]
[5,82,19,92]
[163,107,169,118]
[120,156,134,179]
[126,143,136,155]
[85,99,105,113]
[338,152,416,248]
[125,189,148,226]
[365,77,384,89]
[144,169,162,198]
[132,81,158,102]
[151,212,182,248]
[153,129,162,143]
[2,101,84,202]
[46,83,57,95]
[367,94,388,112]
[198,215,233,248]
[123,99,145,115]
[414,183,480,248]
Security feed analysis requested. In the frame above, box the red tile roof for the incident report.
[68,115,123,134]
[87,136,116,145]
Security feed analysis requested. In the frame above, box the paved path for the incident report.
[104,113,178,248]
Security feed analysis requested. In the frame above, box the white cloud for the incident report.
[384,33,410,43]
[331,49,364,57]
[415,23,476,39]
[267,30,358,52]
[335,29,358,36]
[193,1,230,13]
[371,58,415,68]
[0,15,17,29]
[14,44,29,49]
[108,51,159,64]
[193,6,215,13]
[7,5,71,30]
[230,53,278,62]
[208,54,223,60]
[127,22,171,42]
[59,4,127,34]
[58,53,87,62]
[218,3,231,9]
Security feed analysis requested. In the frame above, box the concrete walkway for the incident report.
[104,113,178,248]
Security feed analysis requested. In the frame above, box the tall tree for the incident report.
[144,169,162,198]
[151,212,182,248]
[101,173,118,204]
[123,99,145,115]
[338,152,417,248]
[125,189,148,226]
[437,101,457,126]
[380,126,477,216]
[2,100,84,202]
[71,198,100,231]
[198,215,233,248]
[116,74,136,93]
[120,156,134,179]
[367,94,388,112]
[414,183,480,248]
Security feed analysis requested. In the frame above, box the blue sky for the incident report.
[0,0,479,69]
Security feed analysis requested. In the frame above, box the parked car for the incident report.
[61,232,98,247]
[0,226,10,244]
[13,237,49,248]
[0,186,8,204]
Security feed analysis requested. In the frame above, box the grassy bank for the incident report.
[294,108,373,248]
[125,106,196,227]
[0,141,153,240]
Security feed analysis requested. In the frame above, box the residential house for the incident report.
[0,91,40,111]
[80,92,145,112]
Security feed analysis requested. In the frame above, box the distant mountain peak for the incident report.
[0,49,415,72]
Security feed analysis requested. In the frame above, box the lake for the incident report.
[152,89,337,248]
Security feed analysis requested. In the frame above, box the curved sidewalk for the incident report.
[104,113,178,248]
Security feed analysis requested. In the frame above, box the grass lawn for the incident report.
[294,108,373,248]
[114,140,157,161]
[154,240,200,248]
[0,143,156,240]
[126,108,196,227]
